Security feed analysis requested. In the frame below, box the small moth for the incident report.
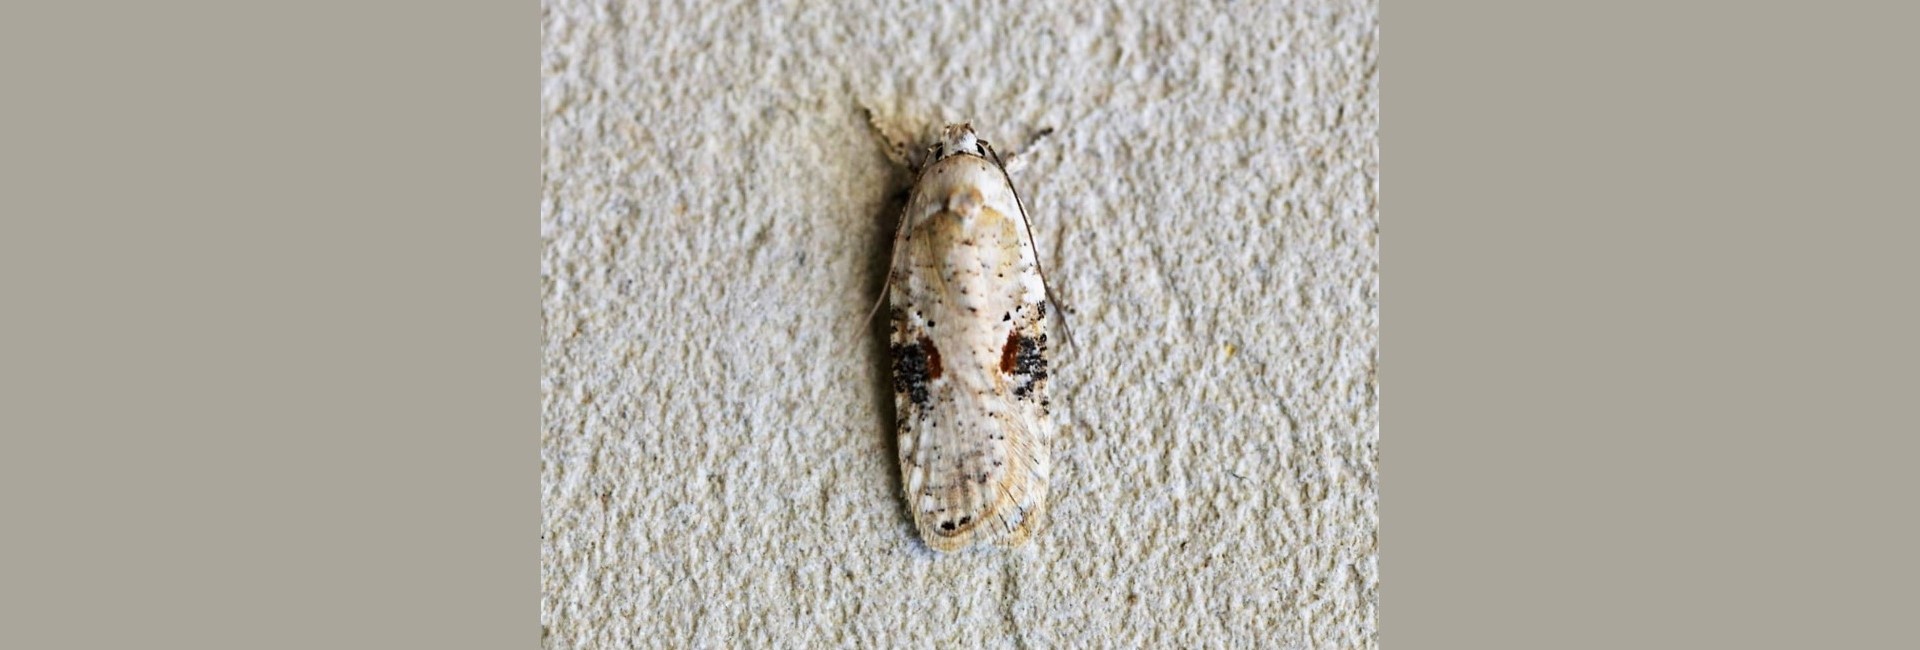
[874,122,1065,552]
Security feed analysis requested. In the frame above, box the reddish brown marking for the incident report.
[919,336,943,380]
[1000,329,1020,374]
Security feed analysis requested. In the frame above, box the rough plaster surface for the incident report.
[541,1,1377,647]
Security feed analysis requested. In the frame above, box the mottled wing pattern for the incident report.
[888,150,1055,552]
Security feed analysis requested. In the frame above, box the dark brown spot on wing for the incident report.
[890,341,934,407]
[1000,332,1050,399]
[1000,329,1020,374]
[1017,334,1048,377]
[919,336,942,380]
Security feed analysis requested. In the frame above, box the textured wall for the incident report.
[542,0,1377,646]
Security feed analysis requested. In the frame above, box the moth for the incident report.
[872,122,1065,552]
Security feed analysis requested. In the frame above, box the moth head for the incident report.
[937,122,988,160]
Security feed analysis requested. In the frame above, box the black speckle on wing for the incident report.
[1005,332,1050,400]
[891,339,936,409]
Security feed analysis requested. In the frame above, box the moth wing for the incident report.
[903,390,1050,551]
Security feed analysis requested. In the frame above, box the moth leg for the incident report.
[860,104,929,170]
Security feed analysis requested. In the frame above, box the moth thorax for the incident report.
[940,123,979,158]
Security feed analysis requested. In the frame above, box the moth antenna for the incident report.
[854,195,915,348]
[983,140,1075,350]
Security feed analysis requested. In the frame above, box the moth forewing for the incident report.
[886,123,1057,552]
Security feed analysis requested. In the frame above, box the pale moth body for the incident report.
[886,123,1057,552]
